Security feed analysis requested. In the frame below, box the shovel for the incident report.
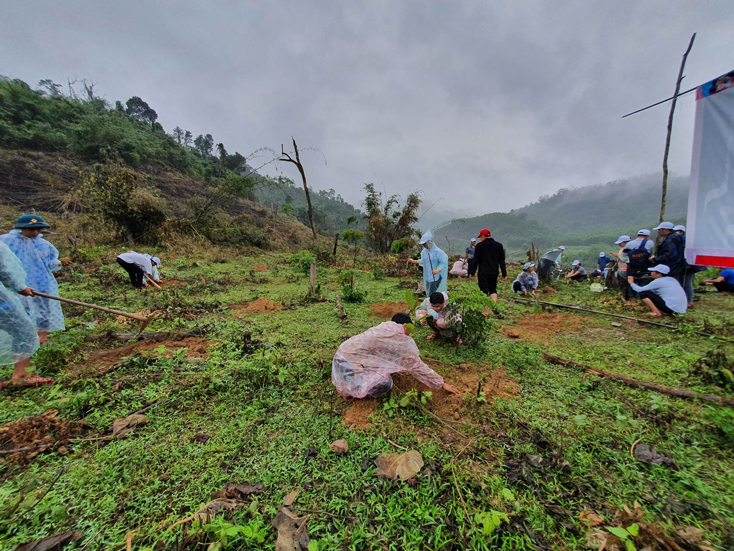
[32,292,155,333]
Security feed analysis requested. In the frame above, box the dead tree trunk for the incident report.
[543,353,734,407]
[659,33,696,227]
[333,233,339,257]
[309,262,317,296]
[280,138,321,256]
[335,292,347,320]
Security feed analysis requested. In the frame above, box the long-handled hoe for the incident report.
[32,292,155,333]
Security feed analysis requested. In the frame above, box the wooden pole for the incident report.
[543,353,734,408]
[335,292,347,320]
[659,33,696,226]
[333,233,339,257]
[32,292,148,321]
[308,262,317,296]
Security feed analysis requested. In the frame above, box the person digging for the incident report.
[331,313,458,399]
[415,292,463,344]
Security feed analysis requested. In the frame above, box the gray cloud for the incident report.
[1,0,732,221]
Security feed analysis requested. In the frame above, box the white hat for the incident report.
[599,252,606,257]
[470,238,476,242]
[572,260,580,266]
[558,246,566,250]
[649,264,670,274]
[523,262,535,270]
[673,225,686,232]
[653,221,675,230]
[637,229,651,236]
[615,235,631,245]
[152,257,161,265]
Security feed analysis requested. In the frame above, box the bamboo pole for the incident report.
[543,353,734,408]
[32,292,148,322]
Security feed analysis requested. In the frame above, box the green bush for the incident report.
[288,251,316,274]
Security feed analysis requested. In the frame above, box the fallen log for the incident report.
[335,293,347,320]
[543,353,734,408]
[84,328,205,343]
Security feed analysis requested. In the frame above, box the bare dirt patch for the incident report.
[252,264,269,272]
[79,337,214,376]
[369,302,409,319]
[502,313,584,342]
[393,363,519,418]
[158,278,188,288]
[342,399,377,430]
[230,298,283,315]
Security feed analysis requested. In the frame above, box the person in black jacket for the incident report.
[651,222,684,282]
[473,228,507,302]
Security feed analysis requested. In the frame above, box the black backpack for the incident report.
[627,238,651,270]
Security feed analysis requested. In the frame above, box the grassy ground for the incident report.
[1,251,733,550]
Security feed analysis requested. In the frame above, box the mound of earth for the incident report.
[342,399,378,430]
[80,337,214,376]
[157,278,188,287]
[393,363,518,418]
[502,313,584,342]
[230,298,283,315]
[369,302,409,318]
[1,409,88,466]
[252,264,269,272]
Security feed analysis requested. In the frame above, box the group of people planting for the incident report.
[1,213,731,399]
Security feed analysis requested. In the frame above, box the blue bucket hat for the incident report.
[15,214,50,229]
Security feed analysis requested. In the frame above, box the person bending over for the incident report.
[565,260,588,282]
[331,313,458,399]
[628,264,687,317]
[415,292,462,343]
[513,263,538,297]
[700,268,734,294]
[116,250,161,289]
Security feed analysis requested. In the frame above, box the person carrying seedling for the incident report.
[512,263,538,297]
[407,231,448,296]
[0,214,71,344]
[415,292,462,343]
[116,250,161,289]
[0,242,52,391]
[331,313,458,399]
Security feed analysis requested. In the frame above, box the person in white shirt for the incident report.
[628,264,687,317]
[116,251,160,288]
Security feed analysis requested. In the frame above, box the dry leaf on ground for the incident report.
[375,450,424,480]
[329,439,349,454]
[283,490,300,507]
[579,510,604,527]
[272,507,310,551]
[112,414,150,439]
[192,498,242,524]
[14,530,81,551]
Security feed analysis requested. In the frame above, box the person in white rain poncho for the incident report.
[0,242,51,390]
[407,231,448,296]
[0,215,70,344]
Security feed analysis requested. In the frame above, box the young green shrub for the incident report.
[338,269,367,303]
[288,251,316,274]
[448,286,496,345]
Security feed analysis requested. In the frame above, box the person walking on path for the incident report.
[628,264,687,317]
[407,231,448,296]
[473,229,506,302]
[331,313,458,399]
[0,214,70,344]
[0,242,50,391]
[116,250,161,289]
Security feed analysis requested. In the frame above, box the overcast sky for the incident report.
[1,1,732,222]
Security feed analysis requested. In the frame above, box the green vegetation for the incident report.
[1,245,733,550]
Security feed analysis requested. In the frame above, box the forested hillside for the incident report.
[0,77,363,241]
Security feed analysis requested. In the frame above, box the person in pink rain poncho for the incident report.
[332,313,458,399]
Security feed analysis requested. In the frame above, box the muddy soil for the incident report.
[368,302,410,319]
[79,337,214,376]
[252,265,269,272]
[230,298,283,315]
[342,399,378,430]
[502,313,584,342]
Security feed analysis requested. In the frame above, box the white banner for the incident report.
[686,73,734,268]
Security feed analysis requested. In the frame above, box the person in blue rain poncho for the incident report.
[0,214,71,344]
[407,231,448,296]
[0,242,51,390]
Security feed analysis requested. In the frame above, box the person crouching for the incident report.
[628,264,687,317]
[513,262,538,297]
